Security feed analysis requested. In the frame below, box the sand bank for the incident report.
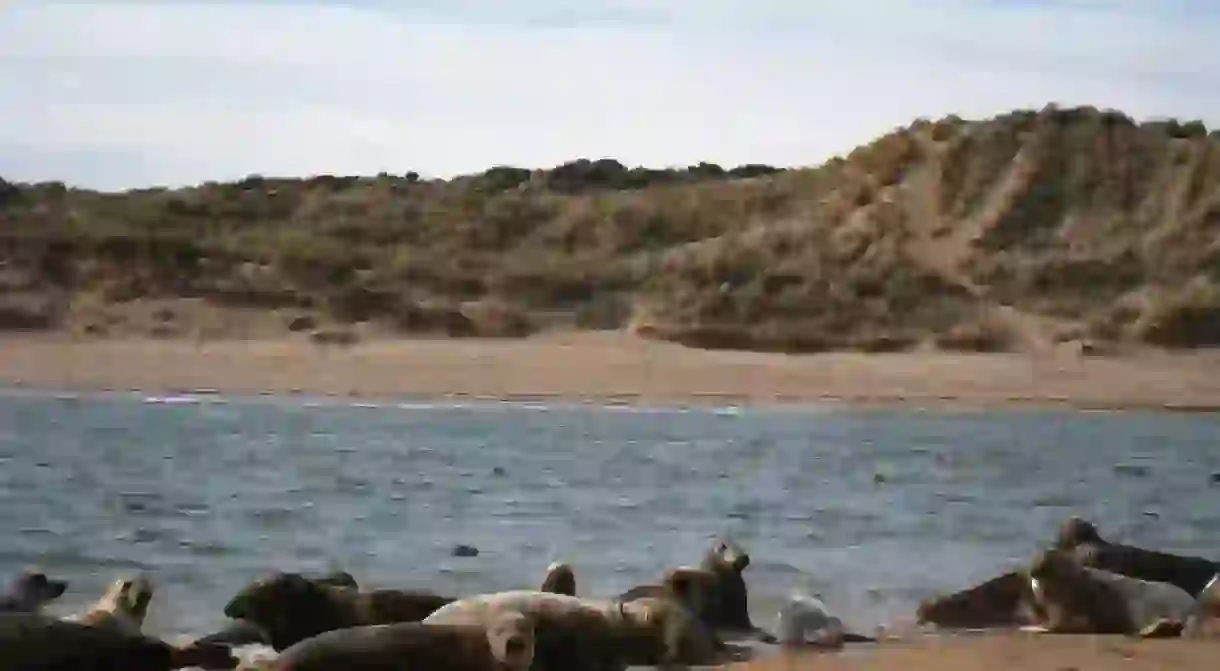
[727,631,1216,670]
[2,332,1220,410]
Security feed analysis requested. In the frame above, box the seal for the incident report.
[193,570,358,649]
[1054,516,1220,597]
[217,570,456,650]
[539,561,576,596]
[1022,548,1199,636]
[423,589,726,670]
[65,574,156,635]
[915,570,1044,629]
[697,537,777,643]
[256,611,535,671]
[775,592,878,646]
[0,567,69,614]
[0,611,238,671]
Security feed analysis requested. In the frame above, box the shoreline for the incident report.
[2,333,1220,412]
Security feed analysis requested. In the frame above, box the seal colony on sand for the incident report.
[5,521,1219,669]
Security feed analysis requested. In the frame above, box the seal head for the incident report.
[1,568,68,613]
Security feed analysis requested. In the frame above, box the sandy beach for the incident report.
[1,332,1220,409]
[727,632,1218,671]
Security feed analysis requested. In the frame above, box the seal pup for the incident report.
[213,570,454,651]
[915,570,1044,629]
[775,592,877,647]
[65,574,156,635]
[1022,548,1199,636]
[0,567,69,614]
[1055,516,1220,597]
[256,611,535,671]
[539,561,576,596]
[0,611,238,671]
[423,589,725,670]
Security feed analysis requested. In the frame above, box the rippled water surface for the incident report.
[2,390,1219,639]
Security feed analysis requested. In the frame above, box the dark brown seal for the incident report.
[539,562,576,596]
[916,570,1044,629]
[698,537,778,642]
[0,612,237,671]
[215,570,455,650]
[193,570,360,649]
[259,611,534,671]
[1054,516,1220,597]
[1,567,68,613]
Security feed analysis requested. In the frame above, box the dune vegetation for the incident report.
[1,104,1218,354]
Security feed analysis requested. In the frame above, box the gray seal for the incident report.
[257,611,534,671]
[1024,548,1201,637]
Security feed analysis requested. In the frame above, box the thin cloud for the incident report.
[0,1,1215,190]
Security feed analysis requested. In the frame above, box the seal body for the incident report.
[0,612,237,671]
[916,570,1044,629]
[423,589,723,670]
[0,568,69,614]
[263,612,534,671]
[195,571,358,649]
[1055,517,1220,597]
[217,571,455,650]
[65,574,155,635]
[620,538,776,644]
[1026,549,1198,635]
[698,537,777,643]
[619,565,722,631]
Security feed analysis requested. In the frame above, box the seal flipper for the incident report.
[191,619,270,648]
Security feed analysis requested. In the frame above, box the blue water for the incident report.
[1,389,1219,640]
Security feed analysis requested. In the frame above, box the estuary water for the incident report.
[1,389,1218,641]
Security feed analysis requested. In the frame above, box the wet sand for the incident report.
[727,632,1217,670]
[1,332,1220,409]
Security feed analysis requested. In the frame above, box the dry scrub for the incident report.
[1,104,1217,353]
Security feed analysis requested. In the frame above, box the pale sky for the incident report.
[1,1,1217,191]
